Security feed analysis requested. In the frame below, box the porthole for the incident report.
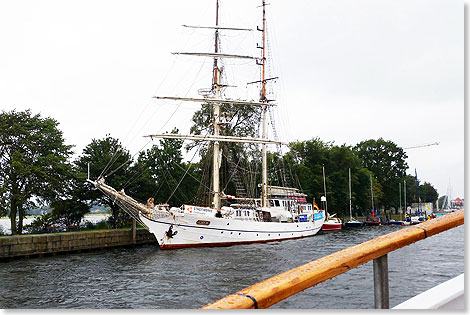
[221,231,223,234]
[230,232,233,234]
[239,233,241,235]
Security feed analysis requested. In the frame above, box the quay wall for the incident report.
[0,228,157,260]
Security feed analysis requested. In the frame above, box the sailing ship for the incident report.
[88,0,325,249]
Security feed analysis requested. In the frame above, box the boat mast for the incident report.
[260,0,269,207]
[404,179,407,216]
[349,168,352,220]
[322,165,328,214]
[399,182,402,220]
[370,174,374,213]
[212,0,222,209]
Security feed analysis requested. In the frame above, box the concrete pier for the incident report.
[0,228,157,260]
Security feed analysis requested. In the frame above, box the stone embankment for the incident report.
[0,228,157,260]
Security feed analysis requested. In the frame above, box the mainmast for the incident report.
[212,0,222,209]
[349,168,352,220]
[260,0,269,208]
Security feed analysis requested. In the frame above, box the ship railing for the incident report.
[202,209,464,309]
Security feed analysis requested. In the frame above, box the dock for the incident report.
[0,228,157,260]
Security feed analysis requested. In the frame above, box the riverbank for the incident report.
[0,228,157,261]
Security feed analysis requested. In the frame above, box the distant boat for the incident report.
[322,213,343,231]
[386,219,405,226]
[344,168,363,228]
[403,214,427,225]
[321,166,342,231]
[364,217,381,226]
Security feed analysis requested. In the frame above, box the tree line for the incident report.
[0,109,439,235]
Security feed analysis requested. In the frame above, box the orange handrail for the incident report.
[202,209,464,309]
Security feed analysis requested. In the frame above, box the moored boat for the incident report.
[364,216,381,226]
[344,219,363,228]
[385,219,405,226]
[320,166,342,231]
[344,168,363,228]
[322,214,342,231]
[89,0,325,249]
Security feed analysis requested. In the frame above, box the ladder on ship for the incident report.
[225,150,248,199]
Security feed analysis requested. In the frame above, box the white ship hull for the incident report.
[140,211,325,249]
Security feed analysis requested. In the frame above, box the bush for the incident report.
[24,213,58,233]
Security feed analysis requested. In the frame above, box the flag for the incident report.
[313,203,319,210]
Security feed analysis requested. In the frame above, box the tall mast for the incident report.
[260,0,268,207]
[322,165,328,213]
[404,179,407,216]
[349,168,352,220]
[370,174,374,212]
[212,0,222,209]
[399,182,402,218]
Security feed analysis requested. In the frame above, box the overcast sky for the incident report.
[0,0,464,199]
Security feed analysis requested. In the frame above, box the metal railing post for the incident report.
[373,254,389,309]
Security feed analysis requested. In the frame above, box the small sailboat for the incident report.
[88,0,325,249]
[385,181,405,226]
[321,166,342,231]
[344,168,362,228]
[364,174,381,226]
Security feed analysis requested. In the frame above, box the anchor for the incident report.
[165,225,178,239]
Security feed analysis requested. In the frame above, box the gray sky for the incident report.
[0,0,464,199]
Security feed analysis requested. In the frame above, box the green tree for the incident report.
[286,139,373,217]
[24,197,89,233]
[403,175,417,207]
[321,145,376,216]
[0,109,74,234]
[129,132,201,206]
[50,198,89,229]
[75,136,132,228]
[288,138,331,204]
[417,182,438,204]
[354,138,408,208]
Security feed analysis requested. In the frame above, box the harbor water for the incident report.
[0,224,464,309]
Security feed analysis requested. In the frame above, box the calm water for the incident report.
[0,224,464,309]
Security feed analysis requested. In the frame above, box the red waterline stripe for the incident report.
[159,233,316,250]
